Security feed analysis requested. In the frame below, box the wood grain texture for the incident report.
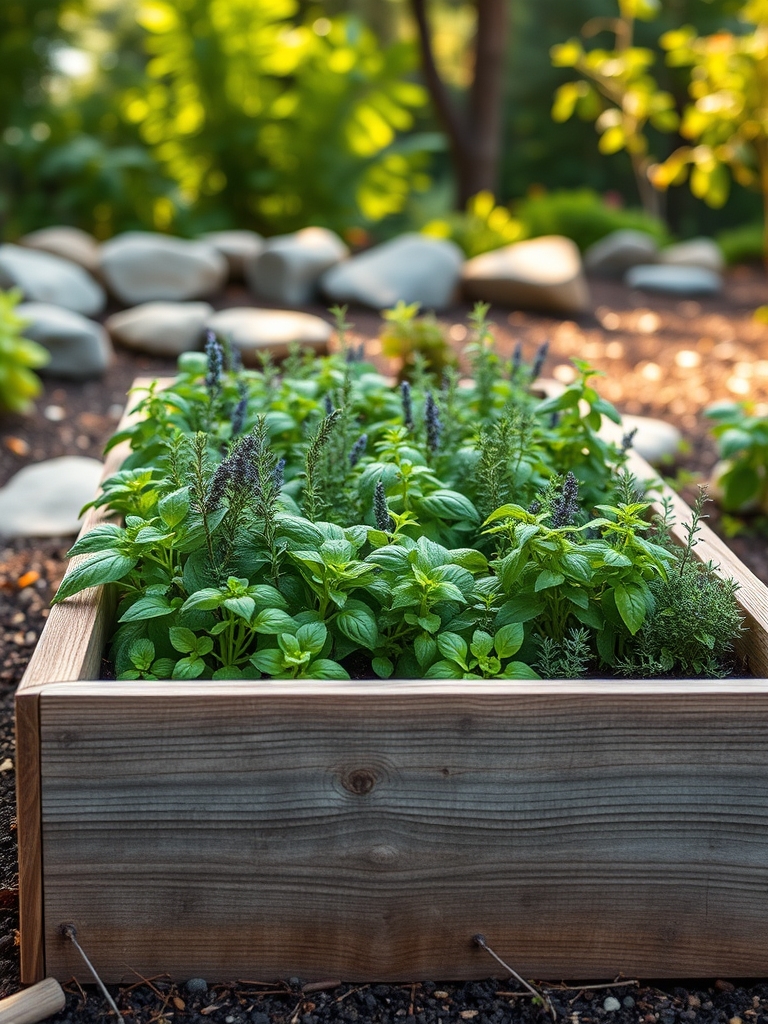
[20,381,159,688]
[39,681,768,982]
[625,448,768,677]
[0,978,65,1024]
[15,689,43,984]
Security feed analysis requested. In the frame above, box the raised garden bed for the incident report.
[15,372,768,987]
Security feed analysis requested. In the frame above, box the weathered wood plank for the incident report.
[40,683,768,982]
[14,688,43,984]
[18,381,159,688]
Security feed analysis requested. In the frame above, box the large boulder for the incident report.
[462,235,590,315]
[201,230,264,280]
[18,225,101,275]
[0,244,105,317]
[205,307,332,364]
[246,227,348,305]
[658,237,724,273]
[17,302,111,379]
[625,264,722,296]
[0,457,104,539]
[583,229,660,278]
[100,232,227,304]
[105,301,213,356]
[321,234,463,311]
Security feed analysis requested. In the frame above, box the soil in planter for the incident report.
[4,273,768,1013]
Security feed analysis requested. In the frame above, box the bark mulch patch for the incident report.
[1,270,768,1019]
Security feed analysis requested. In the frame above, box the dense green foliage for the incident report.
[53,308,743,681]
[706,399,768,512]
[0,290,49,414]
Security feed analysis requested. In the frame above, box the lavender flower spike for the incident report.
[373,480,392,532]
[532,340,549,381]
[205,330,224,394]
[550,471,580,528]
[400,380,414,431]
[349,433,368,468]
[425,392,441,453]
[231,394,247,437]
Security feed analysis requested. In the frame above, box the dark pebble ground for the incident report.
[3,275,768,1019]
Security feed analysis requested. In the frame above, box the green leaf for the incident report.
[417,490,480,522]
[53,551,138,603]
[535,569,565,592]
[425,659,460,678]
[613,583,647,635]
[501,661,541,679]
[250,648,286,675]
[129,639,155,672]
[222,595,256,623]
[304,659,350,679]
[252,608,296,635]
[415,631,437,668]
[470,630,494,659]
[494,622,524,658]
[67,523,125,556]
[169,627,199,654]
[449,548,489,573]
[182,588,224,612]
[158,487,190,528]
[372,656,394,678]
[275,514,323,548]
[721,463,760,510]
[297,621,328,654]
[336,605,378,650]
[497,596,544,625]
[561,552,592,583]
[151,658,175,678]
[436,632,468,666]
[119,595,174,622]
[172,656,205,680]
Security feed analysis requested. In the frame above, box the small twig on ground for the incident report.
[473,934,556,1021]
[335,985,369,1004]
[547,979,639,993]
[59,923,124,1021]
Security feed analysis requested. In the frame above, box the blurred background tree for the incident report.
[0,0,765,254]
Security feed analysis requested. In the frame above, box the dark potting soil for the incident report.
[3,273,768,1017]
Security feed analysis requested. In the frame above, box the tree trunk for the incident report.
[410,0,509,208]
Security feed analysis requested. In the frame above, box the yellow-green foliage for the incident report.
[550,0,678,215]
[0,289,49,414]
[653,0,768,253]
[123,2,430,232]
[422,191,526,258]
[380,301,455,377]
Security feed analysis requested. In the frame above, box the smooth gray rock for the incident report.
[105,301,212,356]
[625,263,722,296]
[321,233,462,311]
[601,413,682,464]
[201,230,264,279]
[247,227,348,305]
[17,302,111,379]
[584,229,660,278]
[100,232,227,304]
[19,225,101,274]
[659,237,724,273]
[462,235,590,314]
[205,307,332,364]
[603,998,621,1013]
[0,244,105,317]
[0,457,103,539]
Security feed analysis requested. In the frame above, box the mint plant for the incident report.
[54,304,744,682]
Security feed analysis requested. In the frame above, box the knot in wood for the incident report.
[341,768,377,795]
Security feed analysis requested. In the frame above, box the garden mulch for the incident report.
[1,269,768,1020]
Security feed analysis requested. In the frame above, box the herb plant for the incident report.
[0,289,49,414]
[705,400,768,513]
[54,308,744,682]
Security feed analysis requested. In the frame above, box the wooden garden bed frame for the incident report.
[15,380,768,985]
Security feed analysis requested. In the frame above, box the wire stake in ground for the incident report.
[472,934,557,1020]
[59,923,125,1021]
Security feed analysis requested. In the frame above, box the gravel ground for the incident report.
[2,271,768,1019]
